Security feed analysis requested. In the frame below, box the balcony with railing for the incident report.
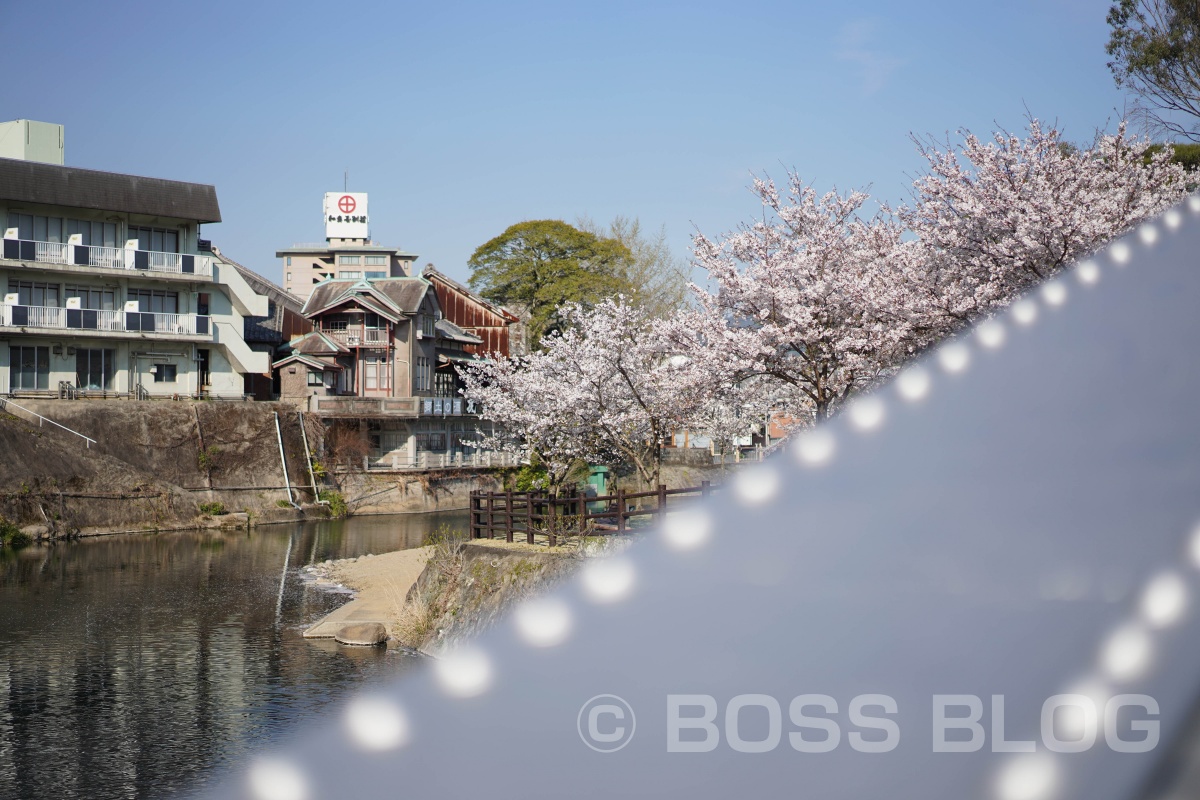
[1,238,213,278]
[0,304,211,338]
[321,325,389,347]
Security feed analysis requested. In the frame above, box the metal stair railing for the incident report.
[0,397,96,448]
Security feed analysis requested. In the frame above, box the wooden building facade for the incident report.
[422,266,523,357]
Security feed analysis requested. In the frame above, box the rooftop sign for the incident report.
[323,192,368,240]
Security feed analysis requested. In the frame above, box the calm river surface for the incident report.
[0,511,468,800]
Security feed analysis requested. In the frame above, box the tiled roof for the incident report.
[435,317,483,345]
[303,278,429,317]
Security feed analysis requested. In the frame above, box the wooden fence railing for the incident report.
[469,481,715,546]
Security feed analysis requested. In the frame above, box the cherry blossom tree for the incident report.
[900,119,1188,338]
[682,176,924,425]
[458,349,599,492]
[469,118,1191,473]
[462,297,708,490]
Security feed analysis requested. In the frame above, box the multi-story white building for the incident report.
[0,121,270,398]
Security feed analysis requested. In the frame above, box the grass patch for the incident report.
[319,489,348,518]
[0,517,31,549]
[198,501,226,516]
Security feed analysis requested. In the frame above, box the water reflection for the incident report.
[0,511,467,799]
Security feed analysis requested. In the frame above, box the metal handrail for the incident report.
[2,237,213,276]
[0,397,96,448]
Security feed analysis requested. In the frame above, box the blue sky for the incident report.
[2,0,1127,286]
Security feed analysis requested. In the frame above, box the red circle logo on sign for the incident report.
[338,195,357,214]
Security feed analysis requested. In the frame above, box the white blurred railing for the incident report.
[363,450,519,471]
[35,241,69,264]
[0,304,208,337]
[2,237,212,277]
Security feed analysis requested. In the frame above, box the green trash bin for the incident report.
[585,465,610,514]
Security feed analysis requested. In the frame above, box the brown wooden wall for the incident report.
[431,279,515,357]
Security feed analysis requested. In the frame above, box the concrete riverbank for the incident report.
[303,538,595,652]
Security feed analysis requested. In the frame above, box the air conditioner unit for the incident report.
[415,330,424,339]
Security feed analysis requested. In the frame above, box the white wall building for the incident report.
[0,121,270,399]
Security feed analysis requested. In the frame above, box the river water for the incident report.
[0,511,467,800]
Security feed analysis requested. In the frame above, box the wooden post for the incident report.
[701,480,711,499]
[616,488,626,533]
[658,484,668,519]
[578,493,586,535]
[470,492,481,539]
[548,492,557,547]
[526,492,535,544]
[485,492,495,539]
[505,490,514,543]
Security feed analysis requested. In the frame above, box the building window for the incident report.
[286,257,293,266]
[65,285,116,311]
[70,219,118,248]
[128,226,179,253]
[128,289,179,314]
[415,356,430,391]
[415,432,447,451]
[363,354,384,390]
[307,370,324,387]
[339,271,362,279]
[339,255,361,266]
[8,346,49,391]
[8,281,60,307]
[76,348,116,391]
[152,364,177,383]
[364,255,387,266]
[421,314,435,337]
[286,272,293,282]
[365,271,386,279]
[435,370,455,398]
[6,214,116,247]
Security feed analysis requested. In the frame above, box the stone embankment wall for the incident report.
[0,400,509,536]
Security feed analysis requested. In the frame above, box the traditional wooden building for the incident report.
[422,266,524,356]
[273,276,515,469]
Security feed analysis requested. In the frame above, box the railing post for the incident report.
[578,493,586,535]
[526,492,535,544]
[548,492,557,547]
[505,490,514,543]
[470,492,481,539]
[616,488,626,533]
[485,492,495,539]
[658,484,667,519]
[701,480,711,499]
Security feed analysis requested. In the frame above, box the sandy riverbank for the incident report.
[301,538,593,648]
[302,547,434,641]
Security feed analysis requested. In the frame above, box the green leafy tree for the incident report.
[467,220,633,345]
[1108,0,1200,139]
